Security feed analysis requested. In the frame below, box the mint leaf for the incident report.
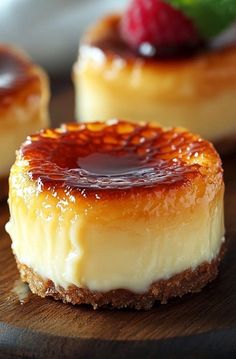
[166,0,236,38]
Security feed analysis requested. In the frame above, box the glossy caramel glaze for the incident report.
[0,46,41,109]
[82,14,236,66]
[20,120,222,197]
[83,15,207,61]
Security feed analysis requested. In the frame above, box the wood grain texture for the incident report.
[0,86,236,358]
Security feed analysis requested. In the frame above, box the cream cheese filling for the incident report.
[6,188,225,293]
[76,60,236,142]
[75,41,236,142]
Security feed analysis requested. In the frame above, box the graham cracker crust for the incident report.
[16,243,225,310]
[0,177,8,201]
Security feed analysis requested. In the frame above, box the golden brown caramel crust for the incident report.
[17,242,225,310]
[83,14,204,60]
[0,177,8,201]
[20,120,222,199]
[0,46,41,112]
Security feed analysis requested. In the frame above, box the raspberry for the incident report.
[120,0,201,50]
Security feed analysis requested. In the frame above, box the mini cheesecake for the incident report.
[74,14,236,152]
[6,119,225,309]
[0,45,50,199]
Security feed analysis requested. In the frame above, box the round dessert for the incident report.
[0,45,50,200]
[74,0,236,152]
[6,119,225,310]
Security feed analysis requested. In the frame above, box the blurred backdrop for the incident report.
[0,0,127,75]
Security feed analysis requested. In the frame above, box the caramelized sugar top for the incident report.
[84,15,205,61]
[0,46,40,106]
[20,120,221,196]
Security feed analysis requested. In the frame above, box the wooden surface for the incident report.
[0,86,236,358]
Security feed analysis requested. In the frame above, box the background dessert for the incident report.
[74,0,236,152]
[0,45,50,200]
[6,119,225,309]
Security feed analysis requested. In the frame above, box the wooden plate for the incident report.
[0,86,236,358]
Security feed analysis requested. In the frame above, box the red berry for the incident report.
[120,0,201,50]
